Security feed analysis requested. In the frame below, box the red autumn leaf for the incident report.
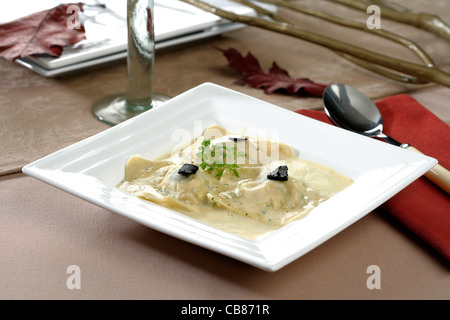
[0,3,86,62]
[216,47,328,97]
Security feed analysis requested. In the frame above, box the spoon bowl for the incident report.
[323,83,402,146]
[322,83,450,194]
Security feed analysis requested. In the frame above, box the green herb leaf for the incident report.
[197,138,246,177]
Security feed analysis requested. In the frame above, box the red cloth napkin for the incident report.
[296,94,450,261]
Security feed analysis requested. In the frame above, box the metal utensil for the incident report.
[323,83,450,194]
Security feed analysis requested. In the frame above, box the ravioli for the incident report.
[117,125,353,239]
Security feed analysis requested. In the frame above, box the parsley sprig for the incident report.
[196,138,246,177]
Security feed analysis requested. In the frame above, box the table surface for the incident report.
[1,0,449,300]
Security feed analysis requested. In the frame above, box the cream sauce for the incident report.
[117,125,353,240]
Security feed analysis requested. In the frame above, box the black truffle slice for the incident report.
[267,165,288,181]
[228,136,248,142]
[178,164,199,176]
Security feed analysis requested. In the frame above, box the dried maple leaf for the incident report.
[0,3,86,62]
[216,47,329,97]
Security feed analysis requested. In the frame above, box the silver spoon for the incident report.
[323,83,450,194]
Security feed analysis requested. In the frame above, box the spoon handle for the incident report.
[406,146,450,194]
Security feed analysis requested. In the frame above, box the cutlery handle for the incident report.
[406,146,450,194]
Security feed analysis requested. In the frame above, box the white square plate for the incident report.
[22,83,437,271]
